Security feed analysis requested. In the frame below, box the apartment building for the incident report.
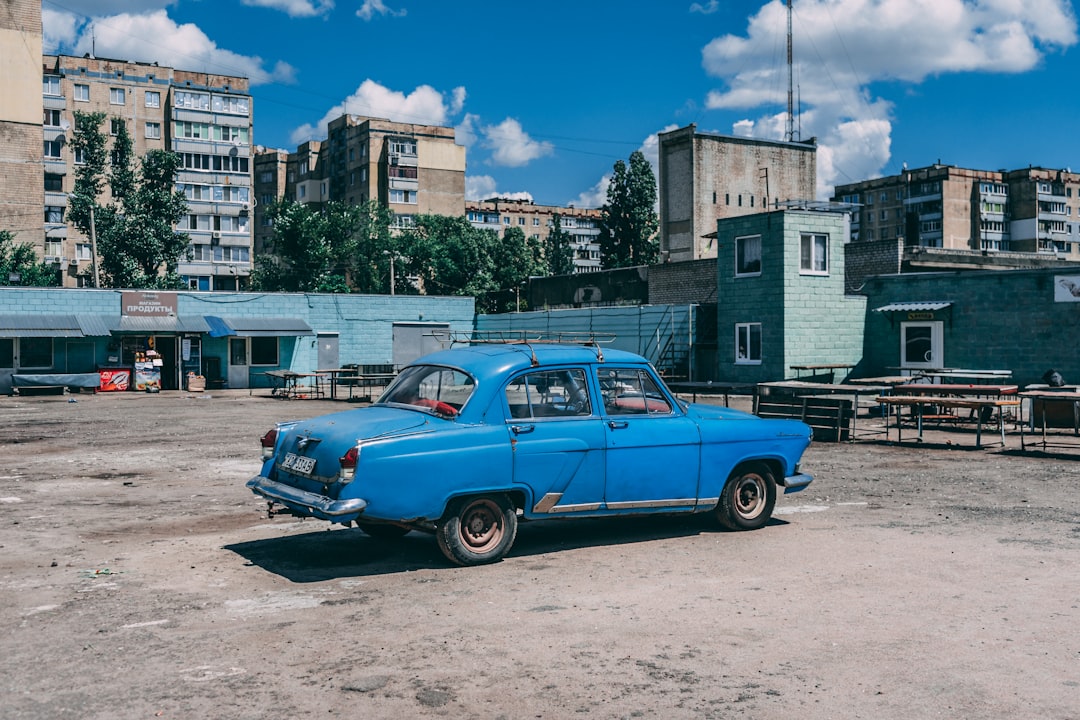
[657,124,817,263]
[252,148,289,255]
[833,163,1080,257]
[465,198,603,274]
[0,0,44,256]
[36,53,253,290]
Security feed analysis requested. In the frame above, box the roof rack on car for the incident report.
[436,331,616,365]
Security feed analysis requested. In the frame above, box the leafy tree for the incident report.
[397,214,497,299]
[68,111,190,288]
[0,230,59,287]
[544,214,575,276]
[250,199,395,293]
[482,225,546,313]
[599,150,659,268]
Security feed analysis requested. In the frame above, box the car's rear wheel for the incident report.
[436,494,517,566]
[356,522,411,539]
[714,463,776,531]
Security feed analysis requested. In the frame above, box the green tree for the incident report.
[250,200,395,293]
[481,225,546,313]
[544,214,575,276]
[0,230,59,287]
[397,215,498,299]
[67,111,190,288]
[599,150,659,268]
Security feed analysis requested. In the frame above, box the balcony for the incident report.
[388,152,418,168]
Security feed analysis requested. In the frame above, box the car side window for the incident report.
[505,369,592,419]
[600,368,672,415]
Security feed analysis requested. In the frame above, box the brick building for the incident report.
[466,198,602,274]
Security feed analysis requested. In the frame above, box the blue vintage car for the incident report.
[247,342,813,566]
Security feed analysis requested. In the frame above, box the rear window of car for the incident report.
[379,365,474,414]
[505,368,592,419]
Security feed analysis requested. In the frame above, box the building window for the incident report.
[258,171,273,183]
[110,118,124,136]
[43,139,63,159]
[518,217,526,225]
[44,239,62,256]
[735,323,762,364]
[43,76,61,96]
[800,233,829,274]
[76,243,92,261]
[212,95,249,115]
[750,196,754,207]
[390,189,416,204]
[533,218,540,226]
[389,138,417,155]
[20,337,53,368]
[738,195,742,207]
[391,214,415,229]
[250,337,278,366]
[735,234,762,276]
[74,84,89,102]
[45,206,64,223]
[109,88,125,105]
[45,174,63,192]
[43,109,61,127]
[298,185,306,199]
[725,193,730,205]
[174,91,210,110]
[145,90,160,108]
[145,122,161,139]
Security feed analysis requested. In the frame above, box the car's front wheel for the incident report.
[714,463,776,531]
[436,494,518,566]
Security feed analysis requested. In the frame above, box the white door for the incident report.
[900,321,943,371]
[228,338,249,389]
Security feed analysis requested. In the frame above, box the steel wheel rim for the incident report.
[735,474,766,520]
[460,499,503,553]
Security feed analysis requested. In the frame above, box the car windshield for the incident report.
[376,365,474,417]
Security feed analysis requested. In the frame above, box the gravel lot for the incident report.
[2,389,1079,719]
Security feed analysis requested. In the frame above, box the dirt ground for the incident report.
[1,388,1078,720]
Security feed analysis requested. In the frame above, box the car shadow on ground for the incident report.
[224,513,790,582]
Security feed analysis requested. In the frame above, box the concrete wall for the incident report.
[648,259,717,305]
[861,268,1080,387]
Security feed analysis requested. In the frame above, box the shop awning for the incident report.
[76,315,115,337]
[873,301,952,313]
[0,314,85,337]
[207,316,314,337]
[111,315,212,334]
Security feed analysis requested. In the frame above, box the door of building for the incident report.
[317,333,339,370]
[0,338,13,394]
[392,323,450,370]
[900,321,943,372]
[228,338,249,389]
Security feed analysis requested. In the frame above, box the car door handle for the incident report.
[510,424,535,435]
[607,420,629,430]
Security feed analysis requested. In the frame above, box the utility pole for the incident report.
[786,0,795,142]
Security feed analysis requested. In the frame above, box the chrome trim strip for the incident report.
[604,498,698,511]
[549,502,603,513]
[246,476,367,517]
[695,497,720,509]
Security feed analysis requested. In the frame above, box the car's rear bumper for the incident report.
[781,472,813,494]
[247,475,367,520]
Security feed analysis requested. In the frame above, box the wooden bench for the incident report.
[756,395,853,442]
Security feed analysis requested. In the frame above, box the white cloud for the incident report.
[43,10,296,86]
[701,0,1078,196]
[290,79,463,145]
[572,125,677,209]
[465,176,533,203]
[689,1,720,14]
[482,118,554,168]
[240,0,334,18]
[356,0,406,21]
[454,113,481,148]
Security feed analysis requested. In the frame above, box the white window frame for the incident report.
[110,87,126,105]
[43,76,61,96]
[145,122,161,139]
[735,323,762,365]
[735,234,762,277]
[800,233,829,275]
[74,84,89,102]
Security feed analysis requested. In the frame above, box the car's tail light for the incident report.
[339,445,359,483]
[260,428,278,460]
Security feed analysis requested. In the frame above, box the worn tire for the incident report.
[436,495,518,566]
[356,522,411,539]
[715,463,777,531]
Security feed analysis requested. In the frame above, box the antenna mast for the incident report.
[786,0,794,142]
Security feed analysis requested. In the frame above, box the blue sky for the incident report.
[42,0,1078,207]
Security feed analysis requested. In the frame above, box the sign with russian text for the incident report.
[122,291,177,316]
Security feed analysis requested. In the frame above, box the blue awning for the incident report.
[204,316,314,337]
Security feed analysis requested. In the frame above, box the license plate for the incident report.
[281,453,316,475]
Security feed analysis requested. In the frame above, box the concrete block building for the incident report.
[658,124,817,263]
[714,208,865,383]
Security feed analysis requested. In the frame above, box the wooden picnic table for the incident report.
[665,381,756,406]
[756,380,893,442]
[876,395,1021,448]
[262,370,326,399]
[789,363,856,383]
